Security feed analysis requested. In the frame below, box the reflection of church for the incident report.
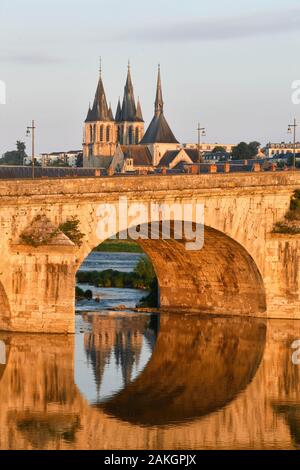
[83,64,198,172]
[83,315,156,394]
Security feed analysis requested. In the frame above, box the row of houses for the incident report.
[24,150,82,167]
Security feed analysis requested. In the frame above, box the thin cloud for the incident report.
[114,8,300,42]
[0,53,65,65]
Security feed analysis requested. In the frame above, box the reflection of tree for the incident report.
[12,412,80,449]
[83,315,158,393]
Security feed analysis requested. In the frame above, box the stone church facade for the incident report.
[83,64,180,170]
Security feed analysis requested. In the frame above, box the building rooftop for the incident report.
[121,145,152,166]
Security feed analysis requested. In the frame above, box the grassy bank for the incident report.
[93,239,143,253]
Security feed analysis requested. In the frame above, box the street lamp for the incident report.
[197,123,206,169]
[287,118,297,170]
[26,120,36,178]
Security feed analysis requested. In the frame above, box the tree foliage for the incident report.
[212,146,226,153]
[59,217,84,246]
[0,141,27,165]
[232,141,260,160]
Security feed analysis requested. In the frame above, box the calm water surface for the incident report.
[0,252,300,450]
[1,314,300,450]
[78,252,144,273]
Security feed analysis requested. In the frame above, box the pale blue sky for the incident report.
[0,0,300,154]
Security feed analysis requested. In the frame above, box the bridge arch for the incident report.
[80,221,266,317]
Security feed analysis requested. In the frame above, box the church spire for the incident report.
[108,102,114,121]
[155,64,164,116]
[85,102,93,122]
[140,65,178,145]
[121,62,137,121]
[88,63,111,121]
[136,97,144,122]
[115,98,122,122]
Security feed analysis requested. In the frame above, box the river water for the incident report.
[0,252,300,450]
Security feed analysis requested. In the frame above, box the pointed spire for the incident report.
[136,97,144,122]
[85,102,93,122]
[89,63,110,121]
[108,102,114,121]
[121,62,137,121]
[140,65,178,144]
[115,98,122,122]
[155,64,164,116]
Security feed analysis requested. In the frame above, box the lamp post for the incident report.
[26,120,36,178]
[287,118,297,170]
[197,123,206,170]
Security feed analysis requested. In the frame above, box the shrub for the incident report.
[59,217,84,246]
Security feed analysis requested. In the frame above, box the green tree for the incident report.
[134,257,156,289]
[232,142,251,160]
[248,141,261,158]
[76,153,83,167]
[0,140,27,165]
[212,146,226,153]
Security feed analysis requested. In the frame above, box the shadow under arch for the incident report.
[88,221,266,316]
[98,314,267,427]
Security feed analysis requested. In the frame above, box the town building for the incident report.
[34,150,82,167]
[264,142,300,158]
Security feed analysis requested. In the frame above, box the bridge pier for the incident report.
[263,235,300,319]
[0,246,77,334]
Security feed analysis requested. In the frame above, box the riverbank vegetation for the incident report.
[76,257,158,306]
[273,190,300,234]
[75,286,93,300]
[93,239,143,253]
[77,257,155,289]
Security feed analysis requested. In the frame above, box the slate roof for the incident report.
[158,150,181,167]
[85,75,113,122]
[136,98,144,122]
[92,156,113,169]
[141,113,179,144]
[121,145,152,166]
[185,148,201,163]
[108,104,114,121]
[115,99,122,122]
[120,67,144,122]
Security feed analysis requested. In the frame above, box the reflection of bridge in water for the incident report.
[0,314,300,450]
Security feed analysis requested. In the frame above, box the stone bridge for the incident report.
[0,171,299,333]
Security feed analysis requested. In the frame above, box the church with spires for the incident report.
[83,63,196,173]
